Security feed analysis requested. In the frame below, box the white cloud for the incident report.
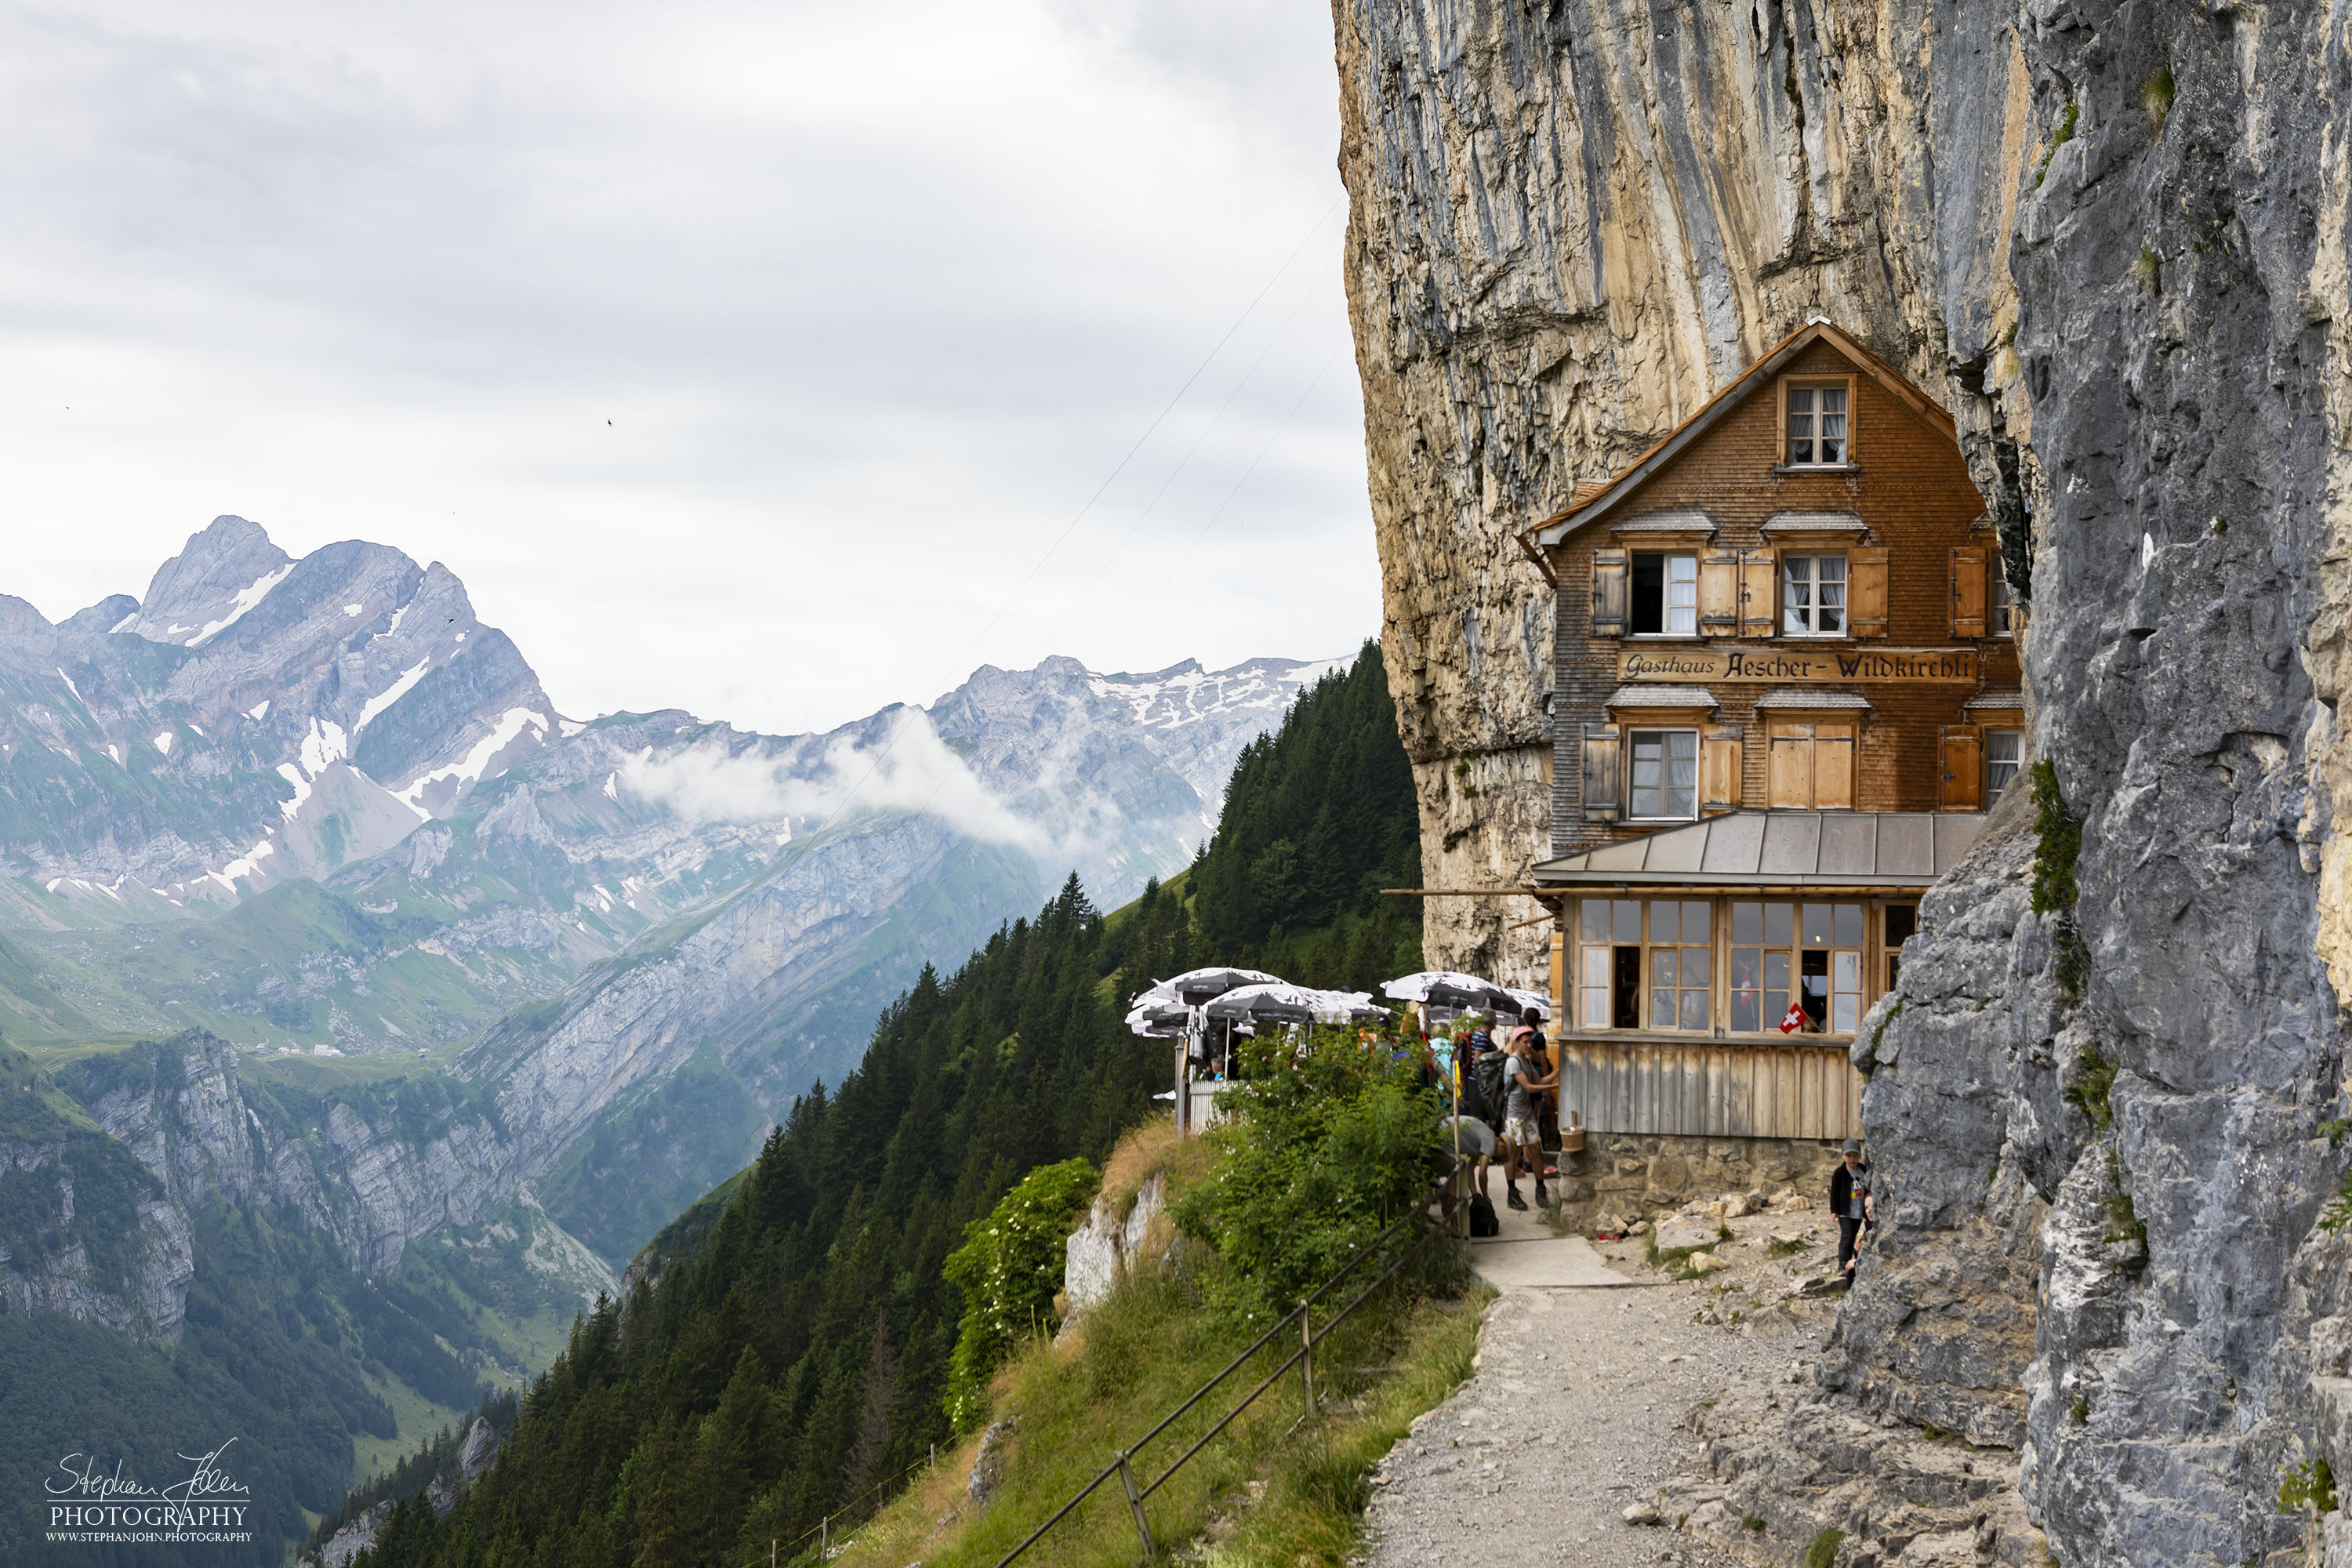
[618,711,1048,856]
[0,0,1375,737]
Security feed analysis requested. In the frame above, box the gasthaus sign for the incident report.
[1617,648,1979,684]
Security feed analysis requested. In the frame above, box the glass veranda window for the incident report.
[1576,898,1708,1032]
[1628,730,1698,818]
[1787,384,1849,464]
[1647,900,1711,1032]
[1729,900,1866,1033]
[1631,553,1698,635]
[1783,555,1847,635]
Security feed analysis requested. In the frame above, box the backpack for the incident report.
[1471,1052,1512,1126]
[1456,1057,1494,1123]
[1468,1192,1500,1237]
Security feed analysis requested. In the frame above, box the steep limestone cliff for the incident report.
[1332,0,2352,1562]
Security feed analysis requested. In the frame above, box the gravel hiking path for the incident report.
[1363,1200,1841,1567]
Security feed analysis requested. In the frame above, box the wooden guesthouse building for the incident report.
[1523,320,2022,1149]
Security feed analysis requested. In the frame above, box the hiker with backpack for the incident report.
[1447,1019,1510,1229]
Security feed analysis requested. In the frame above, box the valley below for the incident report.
[0,515,1341,1563]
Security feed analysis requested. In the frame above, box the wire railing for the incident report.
[986,1162,1461,1566]
[757,1444,941,1567]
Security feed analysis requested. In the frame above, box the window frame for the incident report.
[1988,557,2016,637]
[1781,553,1850,637]
[1727,899,1868,1036]
[1624,727,1701,822]
[1573,898,1712,1034]
[1984,729,2024,800]
[1628,550,1700,637]
[1780,376,1857,468]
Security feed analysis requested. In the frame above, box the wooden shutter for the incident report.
[1582,725,1622,822]
[1940,725,1983,811]
[1700,726,1743,811]
[1738,550,1777,638]
[1591,550,1629,638]
[1950,547,1987,638]
[1849,547,1889,638]
[1698,551,1741,636]
[1815,727,1856,809]
[1769,724,1815,808]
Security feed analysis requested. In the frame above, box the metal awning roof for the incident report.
[1532,810,1986,888]
[1607,685,1718,710]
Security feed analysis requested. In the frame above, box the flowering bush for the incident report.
[942,1157,1100,1430]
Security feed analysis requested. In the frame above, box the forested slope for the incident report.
[339,641,1421,1566]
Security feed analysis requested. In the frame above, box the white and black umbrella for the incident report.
[1123,1000,1192,1038]
[1380,970,1518,1013]
[1204,982,1388,1027]
[1131,967,1284,1011]
[1504,986,1552,1022]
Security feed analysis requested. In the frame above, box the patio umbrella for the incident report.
[1131,967,1284,1011]
[1379,970,1518,1013]
[1202,982,1322,1025]
[1131,968,1290,1125]
[1123,999,1191,1038]
[1313,989,1393,1025]
[1504,986,1552,1022]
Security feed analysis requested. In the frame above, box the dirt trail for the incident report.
[1364,1203,1842,1566]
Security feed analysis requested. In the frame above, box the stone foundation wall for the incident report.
[1548,1133,1846,1221]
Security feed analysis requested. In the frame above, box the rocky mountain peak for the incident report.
[121,514,293,647]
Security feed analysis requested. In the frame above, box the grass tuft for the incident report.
[2143,67,2175,129]
[1806,1525,1849,1568]
[2035,100,2080,188]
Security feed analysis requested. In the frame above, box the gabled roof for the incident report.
[1531,810,1984,888]
[1527,320,1957,551]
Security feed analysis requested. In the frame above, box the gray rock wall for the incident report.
[1331,0,2352,1561]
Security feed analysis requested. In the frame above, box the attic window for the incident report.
[1786,383,1849,466]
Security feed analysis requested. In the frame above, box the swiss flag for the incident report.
[1778,1004,1808,1035]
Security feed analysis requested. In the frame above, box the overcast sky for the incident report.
[0,0,1375,735]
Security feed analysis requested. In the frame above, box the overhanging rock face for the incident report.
[1330,0,2352,1562]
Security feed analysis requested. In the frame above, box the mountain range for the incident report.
[0,515,1336,1556]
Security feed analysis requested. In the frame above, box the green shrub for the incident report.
[2066,1047,2117,1133]
[942,1157,1101,1431]
[2319,1171,2352,1234]
[1174,1026,1448,1322]
[2031,760,2091,1003]
[1806,1526,1848,1568]
[2030,760,2082,913]
[2278,1455,2338,1514]
[2103,1150,2149,1272]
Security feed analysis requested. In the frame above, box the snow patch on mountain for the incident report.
[395,708,550,815]
[357,661,432,731]
[188,563,294,647]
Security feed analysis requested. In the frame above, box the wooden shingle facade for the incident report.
[1519,321,2023,1142]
